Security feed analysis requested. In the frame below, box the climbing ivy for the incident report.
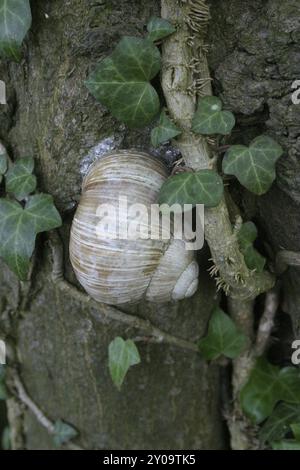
[0,155,62,280]
[86,36,161,128]
[237,222,266,273]
[223,136,283,195]
[6,156,37,200]
[192,96,236,136]
[0,0,32,61]
[198,307,248,360]
[53,420,78,447]
[151,110,181,147]
[108,337,141,390]
[240,358,300,424]
[86,15,283,209]
[260,402,300,445]
[147,16,176,42]
[158,170,224,209]
[0,5,290,450]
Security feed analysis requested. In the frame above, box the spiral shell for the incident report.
[70,150,199,304]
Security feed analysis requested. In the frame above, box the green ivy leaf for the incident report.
[237,222,266,273]
[260,403,300,444]
[53,420,78,447]
[291,423,300,441]
[192,96,235,136]
[151,111,181,147]
[158,170,224,210]
[271,440,300,450]
[108,337,141,391]
[86,37,161,128]
[5,157,37,200]
[0,0,32,61]
[222,136,283,195]
[198,308,248,360]
[240,358,300,424]
[147,17,176,42]
[0,194,62,280]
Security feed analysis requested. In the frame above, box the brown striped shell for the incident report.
[69,150,199,304]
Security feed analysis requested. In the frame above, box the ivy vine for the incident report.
[0,1,295,452]
[85,13,298,453]
[0,148,62,280]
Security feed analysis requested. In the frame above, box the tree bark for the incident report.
[0,0,298,450]
[0,0,225,450]
[206,0,300,335]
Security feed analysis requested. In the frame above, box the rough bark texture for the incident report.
[0,0,224,450]
[207,0,300,335]
[0,0,299,450]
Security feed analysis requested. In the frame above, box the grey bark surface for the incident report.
[0,0,224,450]
[0,0,299,450]
[207,0,300,334]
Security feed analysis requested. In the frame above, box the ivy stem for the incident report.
[160,0,276,450]
[160,0,274,301]
[10,369,83,450]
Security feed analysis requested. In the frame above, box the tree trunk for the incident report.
[0,0,225,450]
[207,0,300,336]
[0,0,298,450]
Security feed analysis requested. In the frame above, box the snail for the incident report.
[69,150,199,305]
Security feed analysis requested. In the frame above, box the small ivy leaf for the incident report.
[291,423,300,441]
[0,194,62,280]
[158,170,224,210]
[237,222,266,273]
[25,194,62,233]
[1,426,11,450]
[198,308,248,360]
[222,135,284,195]
[147,17,176,42]
[192,96,235,136]
[151,111,181,147]
[53,420,78,447]
[86,37,161,128]
[260,403,300,444]
[271,440,300,450]
[0,0,32,61]
[240,358,300,424]
[243,247,265,273]
[6,157,37,200]
[108,337,141,391]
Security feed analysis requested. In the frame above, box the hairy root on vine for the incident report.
[186,0,210,35]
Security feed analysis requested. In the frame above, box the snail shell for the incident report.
[70,150,199,304]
